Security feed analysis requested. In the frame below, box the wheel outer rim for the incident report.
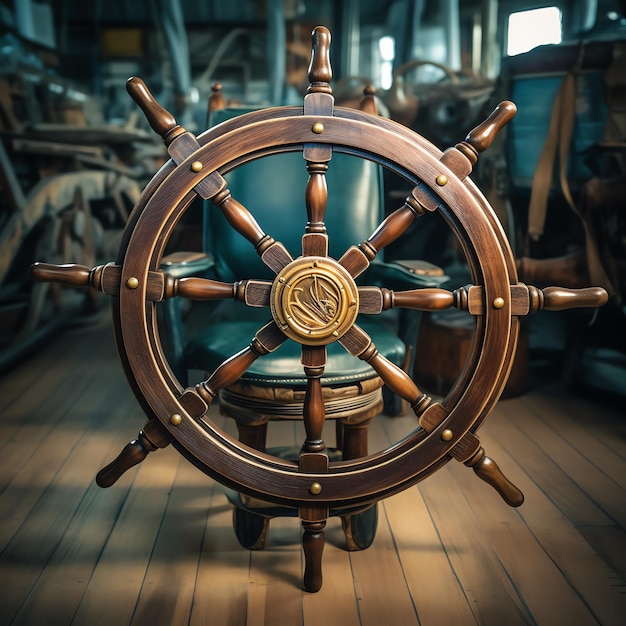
[117,112,514,507]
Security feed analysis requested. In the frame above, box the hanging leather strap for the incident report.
[527,71,577,242]
[525,46,616,296]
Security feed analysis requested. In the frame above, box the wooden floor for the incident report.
[1,311,625,626]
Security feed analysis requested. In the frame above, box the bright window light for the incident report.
[379,36,395,90]
[507,7,562,56]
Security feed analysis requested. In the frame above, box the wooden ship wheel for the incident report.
[31,27,607,592]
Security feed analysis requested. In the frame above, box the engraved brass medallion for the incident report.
[270,257,359,345]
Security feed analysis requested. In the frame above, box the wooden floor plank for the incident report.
[577,524,626,582]
[485,405,626,584]
[0,388,140,625]
[188,485,253,626]
[130,456,212,626]
[478,425,626,626]
[348,507,420,626]
[0,317,94,411]
[9,480,132,626]
[301,527,361,626]
[383,488,477,625]
[418,467,532,625]
[521,391,626,480]
[246,517,304,626]
[524,385,626,458]
[448,444,600,626]
[2,313,626,625]
[70,446,183,626]
[485,404,615,527]
[504,399,626,529]
[0,342,113,485]
[0,394,123,530]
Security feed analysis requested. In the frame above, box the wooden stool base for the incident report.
[415,311,529,398]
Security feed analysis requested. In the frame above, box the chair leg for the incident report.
[340,420,378,550]
[342,503,378,551]
[233,506,270,550]
[233,421,270,550]
[341,421,368,460]
[236,421,268,451]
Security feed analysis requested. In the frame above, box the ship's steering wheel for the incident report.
[31,27,607,592]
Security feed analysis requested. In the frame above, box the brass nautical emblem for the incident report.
[270,257,359,345]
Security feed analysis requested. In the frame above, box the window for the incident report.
[379,36,395,90]
[507,6,562,56]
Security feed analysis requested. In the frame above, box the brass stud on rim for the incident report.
[126,277,139,289]
[309,482,322,495]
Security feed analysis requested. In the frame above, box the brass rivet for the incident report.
[126,277,139,289]
[441,429,453,441]
[309,482,322,495]
[312,122,324,134]
[436,174,448,186]
[191,161,203,172]
[493,297,505,309]
[170,413,183,426]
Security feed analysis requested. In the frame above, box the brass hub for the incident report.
[270,257,359,346]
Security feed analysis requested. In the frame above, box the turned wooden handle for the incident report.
[96,439,148,488]
[307,26,332,91]
[472,453,524,507]
[542,286,609,310]
[302,521,325,593]
[30,262,91,287]
[465,101,517,153]
[126,76,178,138]
[96,420,172,488]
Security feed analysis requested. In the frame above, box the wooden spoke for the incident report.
[302,162,329,257]
[210,188,292,274]
[358,286,457,314]
[391,287,456,310]
[167,276,240,301]
[30,262,272,307]
[339,325,431,417]
[302,345,327,453]
[338,196,427,278]
[194,321,287,405]
[167,277,271,307]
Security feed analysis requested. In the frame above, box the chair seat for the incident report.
[184,318,405,386]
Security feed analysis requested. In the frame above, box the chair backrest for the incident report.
[502,42,612,191]
[204,109,384,282]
